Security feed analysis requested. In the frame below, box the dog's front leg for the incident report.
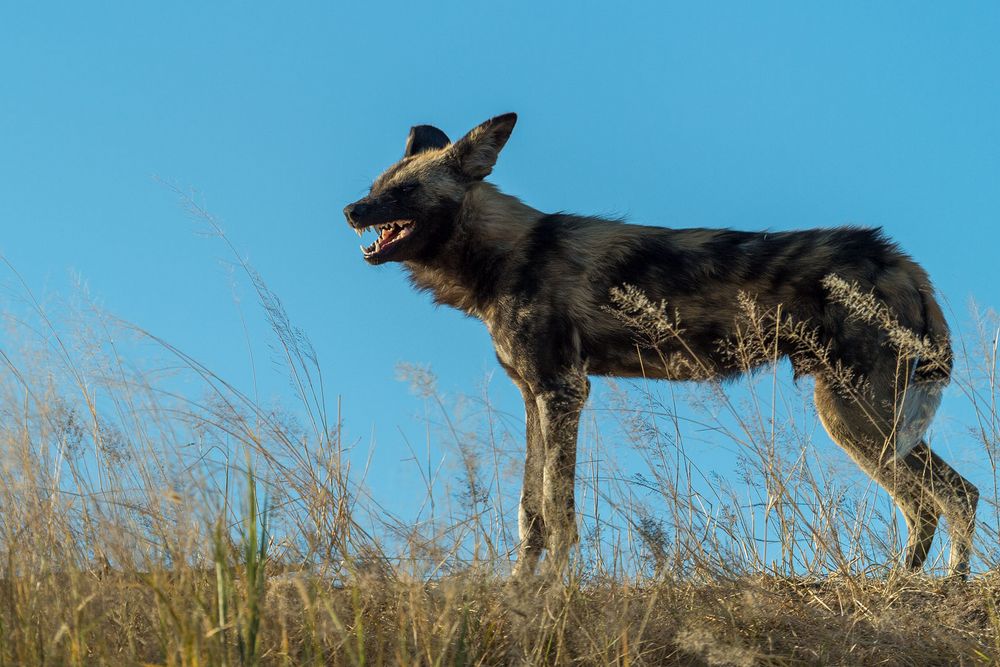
[511,383,546,579]
[535,368,590,574]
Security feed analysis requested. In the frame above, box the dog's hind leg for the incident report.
[903,442,978,578]
[814,377,941,571]
[814,376,977,577]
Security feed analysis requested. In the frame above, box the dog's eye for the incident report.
[398,183,419,195]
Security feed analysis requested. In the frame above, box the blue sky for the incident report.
[1,3,998,562]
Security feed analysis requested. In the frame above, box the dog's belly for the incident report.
[585,345,721,381]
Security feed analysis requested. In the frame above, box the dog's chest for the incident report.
[483,310,526,368]
[481,301,551,372]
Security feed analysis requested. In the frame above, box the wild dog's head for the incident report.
[344,113,517,264]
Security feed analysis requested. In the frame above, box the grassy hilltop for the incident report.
[1,254,998,666]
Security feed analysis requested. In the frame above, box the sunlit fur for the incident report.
[345,113,977,579]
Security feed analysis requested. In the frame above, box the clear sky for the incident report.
[1,3,998,560]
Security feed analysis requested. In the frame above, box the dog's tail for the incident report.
[892,268,951,457]
[912,278,952,384]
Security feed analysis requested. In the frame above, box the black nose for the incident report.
[344,202,369,224]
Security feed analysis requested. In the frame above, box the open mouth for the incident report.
[357,220,415,260]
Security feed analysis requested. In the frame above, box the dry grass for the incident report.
[4,568,1000,665]
[0,221,998,665]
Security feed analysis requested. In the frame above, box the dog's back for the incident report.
[494,218,951,386]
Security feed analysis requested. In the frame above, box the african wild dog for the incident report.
[344,113,978,579]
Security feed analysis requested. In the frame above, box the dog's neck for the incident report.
[404,182,541,319]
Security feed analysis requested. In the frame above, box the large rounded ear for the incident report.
[404,125,451,157]
[450,113,517,179]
